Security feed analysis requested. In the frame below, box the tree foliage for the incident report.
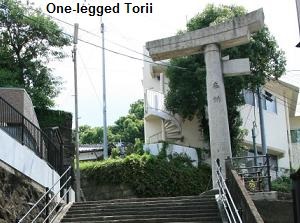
[79,100,144,144]
[0,0,71,108]
[165,5,286,155]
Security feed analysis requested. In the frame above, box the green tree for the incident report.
[79,100,144,144]
[111,100,144,143]
[165,5,286,155]
[129,99,144,120]
[79,125,114,144]
[0,0,70,108]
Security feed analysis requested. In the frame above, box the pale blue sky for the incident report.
[32,0,300,127]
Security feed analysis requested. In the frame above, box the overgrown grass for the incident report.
[80,153,211,197]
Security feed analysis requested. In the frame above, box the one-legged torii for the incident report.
[146,9,264,188]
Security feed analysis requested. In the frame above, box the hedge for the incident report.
[80,153,211,197]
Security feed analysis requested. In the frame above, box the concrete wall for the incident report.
[180,116,207,149]
[0,88,40,127]
[240,91,290,169]
[0,129,60,193]
[143,143,199,166]
[290,116,300,129]
[144,117,162,143]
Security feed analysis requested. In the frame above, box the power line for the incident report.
[1,2,188,71]
[78,51,101,105]
[25,4,188,70]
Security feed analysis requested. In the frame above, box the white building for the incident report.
[142,57,300,173]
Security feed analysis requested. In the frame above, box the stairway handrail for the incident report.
[215,159,243,223]
[18,166,72,223]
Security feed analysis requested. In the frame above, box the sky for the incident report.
[31,0,300,127]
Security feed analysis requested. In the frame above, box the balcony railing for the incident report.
[145,89,165,112]
[0,96,63,174]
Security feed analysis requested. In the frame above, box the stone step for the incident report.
[73,195,214,205]
[62,218,221,223]
[61,213,221,222]
[64,211,219,219]
[60,193,222,222]
[66,207,219,217]
[70,200,217,210]
[72,196,215,206]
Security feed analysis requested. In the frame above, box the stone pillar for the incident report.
[204,44,232,188]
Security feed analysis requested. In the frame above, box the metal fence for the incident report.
[18,166,72,223]
[230,155,272,192]
[216,159,243,223]
[0,96,63,174]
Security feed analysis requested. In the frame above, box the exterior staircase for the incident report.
[164,119,183,141]
[60,194,222,222]
[145,89,183,143]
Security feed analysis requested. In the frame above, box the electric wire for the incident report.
[78,51,101,106]
[4,2,300,113]
[1,2,188,71]
[24,4,188,70]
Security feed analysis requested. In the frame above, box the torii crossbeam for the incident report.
[146,8,264,187]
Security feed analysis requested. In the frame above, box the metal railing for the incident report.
[216,159,243,223]
[18,166,72,223]
[0,96,63,173]
[230,155,271,192]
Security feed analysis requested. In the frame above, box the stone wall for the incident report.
[0,162,47,223]
[254,200,293,223]
[81,174,136,201]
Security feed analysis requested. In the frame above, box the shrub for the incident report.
[271,176,291,193]
[80,153,211,197]
[110,148,120,159]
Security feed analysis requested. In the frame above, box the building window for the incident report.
[263,91,277,113]
[243,90,277,114]
[291,129,300,143]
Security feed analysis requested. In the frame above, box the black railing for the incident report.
[230,155,272,192]
[0,96,63,174]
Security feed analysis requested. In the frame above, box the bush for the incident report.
[80,153,211,197]
[110,148,120,159]
[271,176,291,193]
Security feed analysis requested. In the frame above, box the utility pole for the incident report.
[252,91,258,166]
[101,19,108,159]
[72,23,81,201]
[257,87,267,155]
[295,0,300,46]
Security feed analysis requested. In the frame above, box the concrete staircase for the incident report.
[61,194,222,223]
[164,119,183,141]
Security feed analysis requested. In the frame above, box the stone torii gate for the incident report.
[146,9,264,187]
